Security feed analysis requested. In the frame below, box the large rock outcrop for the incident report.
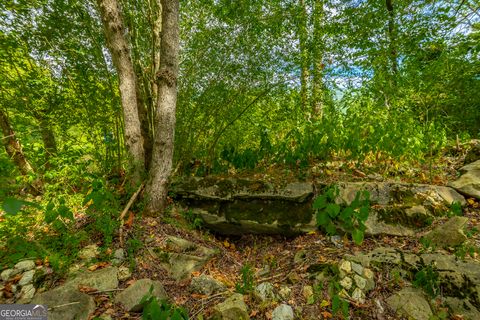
[449,160,480,199]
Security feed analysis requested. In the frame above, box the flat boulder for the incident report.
[32,285,95,320]
[449,160,480,199]
[115,279,167,312]
[387,287,433,320]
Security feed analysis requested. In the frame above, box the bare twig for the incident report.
[119,183,145,246]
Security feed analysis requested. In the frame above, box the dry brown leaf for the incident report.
[78,285,97,293]
[321,311,333,318]
[125,211,134,228]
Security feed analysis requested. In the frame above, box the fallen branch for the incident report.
[119,183,144,247]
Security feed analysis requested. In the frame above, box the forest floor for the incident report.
[1,144,479,319]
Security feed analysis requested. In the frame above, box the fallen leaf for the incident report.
[79,285,97,293]
[125,211,134,228]
[321,311,332,318]
[191,293,207,299]
[320,299,330,308]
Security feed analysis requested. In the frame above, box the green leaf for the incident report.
[332,294,341,314]
[326,203,340,218]
[352,228,364,245]
[2,197,27,215]
[316,211,330,226]
[58,205,74,220]
[325,222,337,235]
[313,195,327,209]
[45,202,59,224]
[357,206,369,221]
[339,206,353,221]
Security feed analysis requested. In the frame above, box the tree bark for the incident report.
[312,0,324,118]
[386,0,398,77]
[144,0,179,216]
[0,109,34,176]
[298,0,309,113]
[97,0,145,185]
[37,114,57,168]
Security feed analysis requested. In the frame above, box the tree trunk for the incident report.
[386,0,398,78]
[97,0,145,185]
[0,109,34,176]
[37,115,57,169]
[311,0,324,118]
[144,0,179,216]
[298,0,309,113]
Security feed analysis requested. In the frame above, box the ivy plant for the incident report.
[313,186,370,245]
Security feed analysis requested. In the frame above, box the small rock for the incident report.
[339,277,353,290]
[278,286,292,300]
[330,235,343,248]
[272,304,294,320]
[302,285,314,301]
[14,260,35,272]
[18,270,36,286]
[117,266,131,281]
[339,260,352,277]
[351,262,364,275]
[351,288,365,304]
[18,284,35,303]
[294,250,307,264]
[374,299,384,314]
[1,269,16,282]
[354,275,367,290]
[362,268,375,291]
[423,216,469,247]
[254,282,277,302]
[115,279,167,312]
[190,275,226,295]
[11,284,17,293]
[211,293,249,320]
[78,244,99,260]
[256,265,270,278]
[387,287,433,320]
[338,289,350,299]
[114,249,125,260]
[286,272,300,284]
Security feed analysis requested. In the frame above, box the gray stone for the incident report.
[190,275,226,295]
[339,277,353,290]
[115,279,167,312]
[354,275,367,290]
[1,269,16,282]
[78,244,99,260]
[254,282,277,302]
[14,260,35,272]
[362,268,375,291]
[117,266,131,281]
[423,216,468,247]
[351,262,364,275]
[387,287,433,320]
[339,260,352,277]
[445,297,480,320]
[172,177,315,236]
[278,286,292,300]
[351,287,365,304]
[114,248,125,260]
[272,304,294,320]
[211,293,249,320]
[66,266,118,291]
[365,212,415,237]
[18,270,35,286]
[449,160,480,199]
[157,237,217,281]
[32,285,95,320]
[18,284,35,303]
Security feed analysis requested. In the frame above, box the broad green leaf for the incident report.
[313,195,327,210]
[326,203,340,218]
[316,211,330,226]
[352,228,364,245]
[2,197,27,215]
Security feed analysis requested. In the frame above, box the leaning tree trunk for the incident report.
[97,0,145,185]
[386,0,398,82]
[144,0,179,216]
[0,109,34,176]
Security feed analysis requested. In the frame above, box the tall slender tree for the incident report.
[144,0,180,215]
[97,0,145,185]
